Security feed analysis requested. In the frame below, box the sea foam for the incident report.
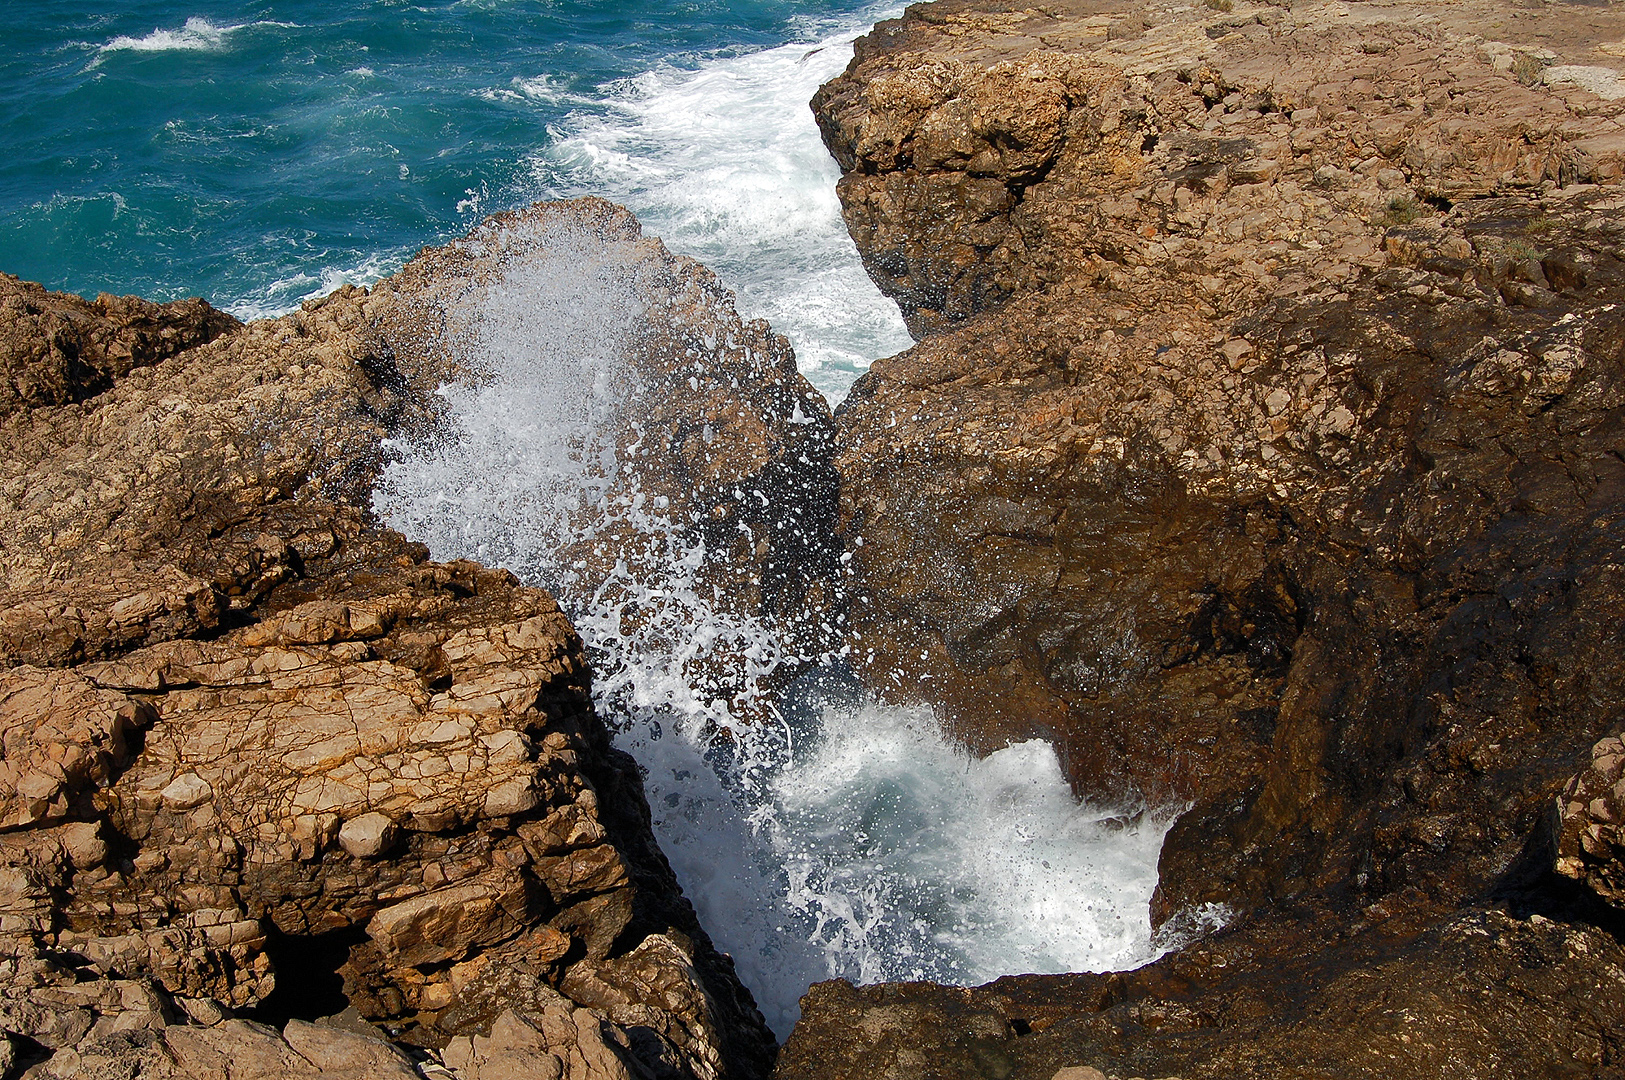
[93,17,295,64]
[373,213,1170,1038]
[529,6,913,403]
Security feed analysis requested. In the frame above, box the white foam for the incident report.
[93,17,296,64]
[227,250,401,322]
[477,75,585,106]
[528,6,913,403]
[633,702,1170,1037]
[373,214,1173,1039]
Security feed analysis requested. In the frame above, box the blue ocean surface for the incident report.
[1,0,911,396]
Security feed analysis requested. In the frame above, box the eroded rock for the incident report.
[792,0,1625,1075]
[0,202,776,1079]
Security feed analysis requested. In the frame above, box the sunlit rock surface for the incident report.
[0,200,784,1079]
[782,0,1625,1076]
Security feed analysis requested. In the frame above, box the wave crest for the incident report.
[92,16,295,65]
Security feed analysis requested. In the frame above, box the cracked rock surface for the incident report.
[0,199,778,1080]
[784,0,1625,1076]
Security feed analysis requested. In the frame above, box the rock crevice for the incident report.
[0,199,789,1080]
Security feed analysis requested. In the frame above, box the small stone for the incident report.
[1221,339,1254,369]
[59,821,107,870]
[176,997,229,1027]
[160,773,214,812]
[338,812,398,859]
[1054,1068,1108,1080]
[1230,159,1279,183]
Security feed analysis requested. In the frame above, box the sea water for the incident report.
[7,0,1172,1037]
[2,0,909,397]
[370,211,1173,1036]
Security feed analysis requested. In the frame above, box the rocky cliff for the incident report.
[0,199,813,1079]
[783,0,1625,1076]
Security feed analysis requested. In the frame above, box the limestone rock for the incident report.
[339,812,399,859]
[1555,733,1625,903]
[789,0,1625,1075]
[441,1003,637,1080]
[0,201,776,1080]
[818,0,1625,914]
[0,274,238,417]
[0,668,147,830]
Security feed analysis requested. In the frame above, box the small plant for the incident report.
[1520,215,1557,237]
[1510,51,1546,87]
[1503,238,1542,262]
[1204,0,1234,11]
[1373,195,1424,227]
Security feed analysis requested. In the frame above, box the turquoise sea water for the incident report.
[1,0,910,396]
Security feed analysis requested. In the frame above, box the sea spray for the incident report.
[374,210,1172,1038]
[533,7,913,401]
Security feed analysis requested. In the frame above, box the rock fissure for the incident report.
[0,199,812,1080]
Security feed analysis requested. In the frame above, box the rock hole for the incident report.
[1009,1017,1033,1036]
[1140,132,1159,155]
[247,922,369,1024]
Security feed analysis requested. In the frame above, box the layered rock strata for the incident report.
[0,199,794,1079]
[785,0,1625,1075]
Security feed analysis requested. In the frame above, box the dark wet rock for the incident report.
[793,0,1625,1074]
[0,276,240,418]
[778,904,1625,1080]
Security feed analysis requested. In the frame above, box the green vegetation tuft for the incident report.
[1373,195,1424,227]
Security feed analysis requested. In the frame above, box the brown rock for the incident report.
[338,812,399,859]
[280,1019,422,1078]
[0,275,238,418]
[1555,732,1625,903]
[788,0,1625,1075]
[0,200,778,1080]
[0,668,145,830]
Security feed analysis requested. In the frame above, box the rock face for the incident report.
[0,198,783,1078]
[1556,732,1625,905]
[786,0,1625,1075]
[370,200,842,716]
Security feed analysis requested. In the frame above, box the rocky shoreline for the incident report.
[6,0,1625,1076]
[0,200,797,1080]
[782,0,1625,1076]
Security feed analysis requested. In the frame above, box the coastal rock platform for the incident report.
[785,0,1625,1075]
[0,200,796,1080]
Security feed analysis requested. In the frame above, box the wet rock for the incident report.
[794,0,1625,1074]
[778,908,1625,1080]
[0,201,776,1080]
[370,198,844,685]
